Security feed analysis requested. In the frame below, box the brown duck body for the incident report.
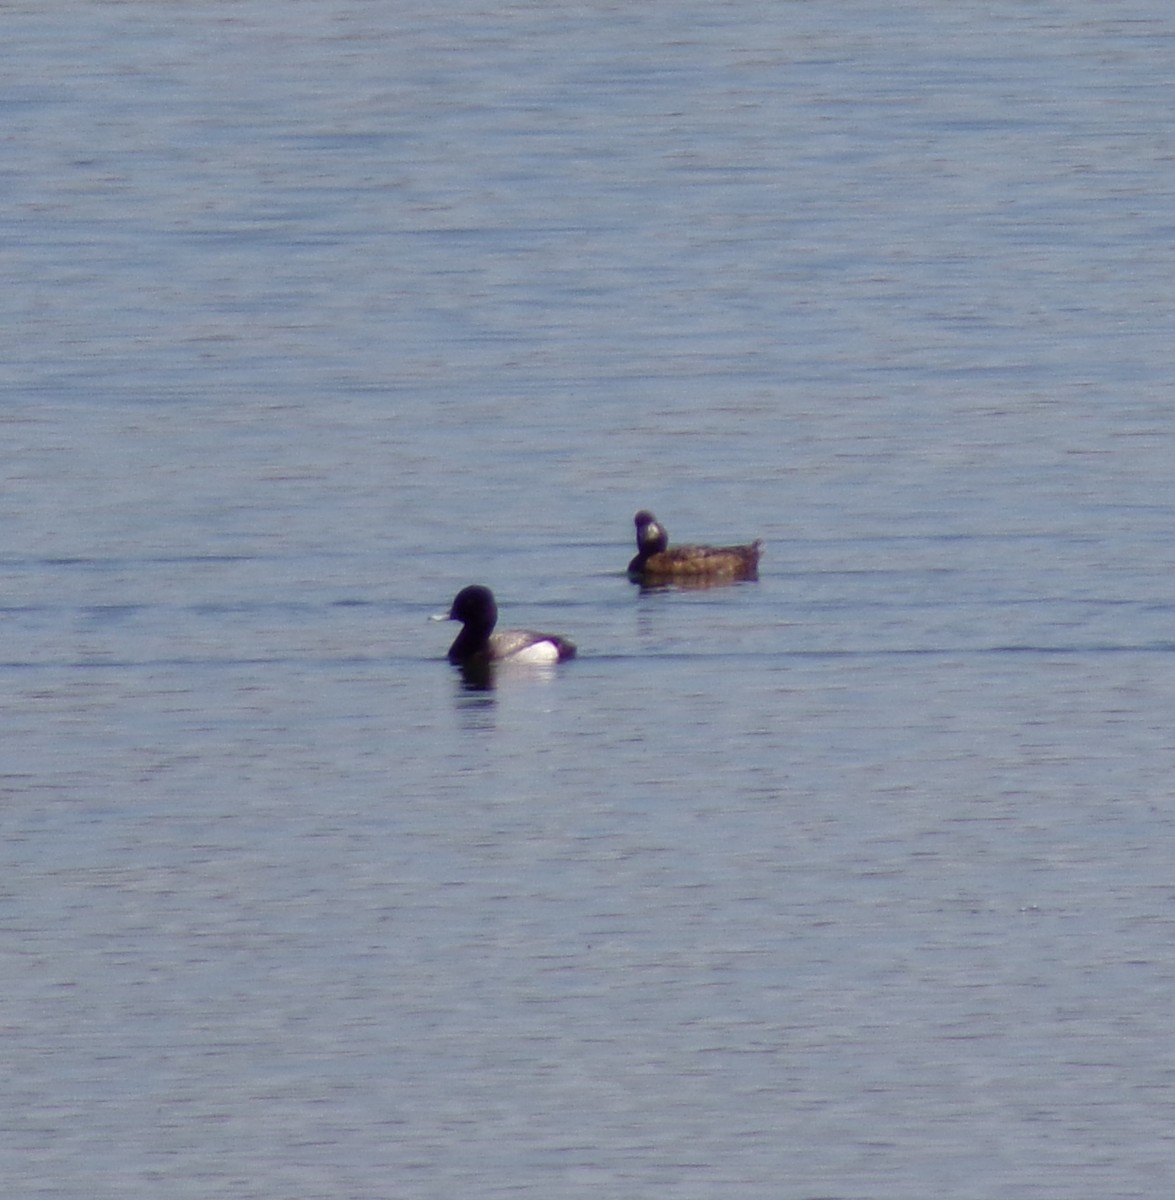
[627,511,762,583]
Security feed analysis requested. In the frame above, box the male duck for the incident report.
[628,510,762,583]
[438,585,577,667]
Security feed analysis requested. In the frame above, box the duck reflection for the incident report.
[635,573,758,594]
[458,658,564,691]
[452,670,497,733]
[456,658,496,692]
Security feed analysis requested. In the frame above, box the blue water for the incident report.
[5,3,1175,1197]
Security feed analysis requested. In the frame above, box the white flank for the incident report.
[508,640,560,664]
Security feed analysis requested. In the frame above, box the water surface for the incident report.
[5,3,1175,1197]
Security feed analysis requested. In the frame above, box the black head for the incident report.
[448,584,498,632]
[633,510,668,556]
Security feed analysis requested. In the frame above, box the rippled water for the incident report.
[5,3,1175,1197]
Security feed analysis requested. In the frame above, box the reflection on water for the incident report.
[452,675,497,731]
[451,657,564,694]
[633,574,761,593]
[455,659,495,692]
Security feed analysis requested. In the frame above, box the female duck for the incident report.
[438,585,576,667]
[628,510,762,583]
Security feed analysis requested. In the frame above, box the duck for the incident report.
[628,510,762,583]
[436,585,577,667]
